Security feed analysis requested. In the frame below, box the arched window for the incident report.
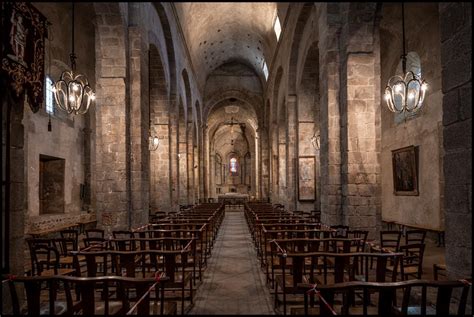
[273,12,281,41]
[262,61,269,80]
[45,76,54,114]
[230,157,238,174]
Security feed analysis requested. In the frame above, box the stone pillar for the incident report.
[202,124,209,199]
[439,2,472,280]
[341,53,380,237]
[169,101,179,211]
[129,26,148,227]
[287,95,298,211]
[94,5,129,233]
[178,131,187,206]
[187,121,194,204]
[149,48,172,214]
[318,3,343,224]
[260,128,270,200]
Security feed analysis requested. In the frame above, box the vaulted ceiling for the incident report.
[174,3,281,86]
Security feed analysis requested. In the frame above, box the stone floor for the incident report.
[189,209,275,315]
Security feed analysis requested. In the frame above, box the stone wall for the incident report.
[380,3,444,231]
[438,2,472,280]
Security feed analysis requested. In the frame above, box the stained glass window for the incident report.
[230,158,237,173]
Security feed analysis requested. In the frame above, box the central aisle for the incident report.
[190,210,274,315]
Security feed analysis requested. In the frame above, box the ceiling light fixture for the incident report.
[52,2,95,115]
[384,3,427,114]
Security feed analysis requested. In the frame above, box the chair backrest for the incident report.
[311,210,321,223]
[31,245,60,276]
[7,275,65,315]
[347,230,369,251]
[299,279,471,317]
[400,243,425,279]
[330,225,350,238]
[82,237,108,250]
[85,228,105,239]
[53,237,78,256]
[60,229,78,241]
[405,229,426,245]
[112,231,136,251]
[26,238,54,276]
[380,230,402,252]
[6,275,170,316]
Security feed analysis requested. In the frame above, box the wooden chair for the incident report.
[330,225,349,238]
[112,231,137,251]
[404,229,426,246]
[311,210,321,223]
[6,274,177,315]
[26,238,54,276]
[85,228,105,239]
[379,230,402,253]
[7,275,69,315]
[30,245,76,277]
[399,243,425,280]
[347,230,368,252]
[53,237,83,269]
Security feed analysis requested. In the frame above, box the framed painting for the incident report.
[298,156,316,201]
[392,145,419,196]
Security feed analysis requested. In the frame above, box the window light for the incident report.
[45,76,54,114]
[262,62,269,80]
[274,14,281,41]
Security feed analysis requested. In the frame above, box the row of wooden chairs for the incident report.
[297,279,472,316]
[244,202,445,316]
[17,202,225,315]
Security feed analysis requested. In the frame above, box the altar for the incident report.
[217,193,249,205]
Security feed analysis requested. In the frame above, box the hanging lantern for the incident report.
[52,2,95,115]
[384,3,428,114]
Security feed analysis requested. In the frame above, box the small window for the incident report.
[274,14,282,41]
[45,76,54,114]
[230,158,238,173]
[262,62,269,80]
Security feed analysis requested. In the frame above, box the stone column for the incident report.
[318,3,343,224]
[287,95,298,211]
[338,3,381,238]
[169,101,179,211]
[202,124,209,199]
[341,53,380,237]
[94,5,129,233]
[260,128,270,200]
[187,121,194,204]
[129,26,148,227]
[439,2,472,280]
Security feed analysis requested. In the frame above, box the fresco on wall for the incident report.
[298,156,316,201]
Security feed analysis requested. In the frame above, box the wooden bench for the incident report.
[382,220,445,247]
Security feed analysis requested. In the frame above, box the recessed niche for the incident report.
[39,154,65,215]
